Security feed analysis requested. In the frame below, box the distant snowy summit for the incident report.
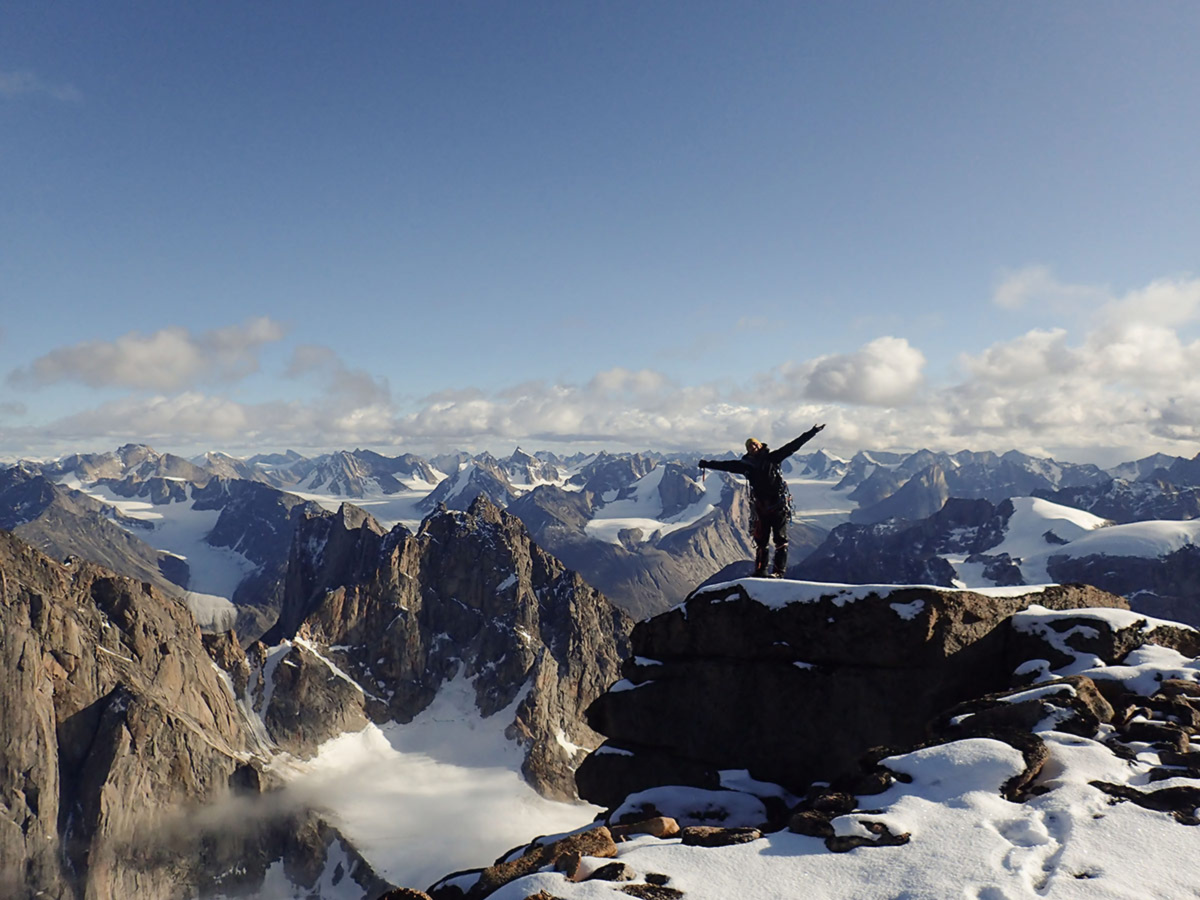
[798,494,1200,627]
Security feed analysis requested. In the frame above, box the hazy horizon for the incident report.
[2,436,1183,473]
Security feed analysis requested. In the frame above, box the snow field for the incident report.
[584,466,730,546]
[487,732,1200,900]
[785,476,854,527]
[62,478,256,627]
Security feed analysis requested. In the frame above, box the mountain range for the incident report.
[5,441,1200,897]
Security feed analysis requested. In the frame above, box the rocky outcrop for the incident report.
[568,452,656,496]
[292,449,438,497]
[416,595,1200,900]
[789,449,849,480]
[845,465,905,509]
[1006,604,1200,675]
[844,450,1109,525]
[34,444,209,486]
[192,477,327,640]
[833,450,907,493]
[500,447,561,485]
[246,639,372,758]
[1156,451,1200,487]
[0,530,389,899]
[576,578,1127,807]
[0,531,240,896]
[262,495,632,799]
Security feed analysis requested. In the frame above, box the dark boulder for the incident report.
[578,579,1127,804]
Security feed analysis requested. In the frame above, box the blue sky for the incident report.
[2,1,1198,464]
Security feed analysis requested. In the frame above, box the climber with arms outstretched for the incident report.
[698,424,826,578]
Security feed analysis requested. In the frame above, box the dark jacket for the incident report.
[698,426,823,511]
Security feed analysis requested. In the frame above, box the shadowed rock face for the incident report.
[0,531,388,900]
[0,531,247,897]
[264,495,633,799]
[1046,546,1200,628]
[576,579,1128,808]
[191,477,328,640]
[848,463,951,525]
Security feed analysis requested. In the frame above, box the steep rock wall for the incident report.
[263,496,632,800]
[576,578,1128,807]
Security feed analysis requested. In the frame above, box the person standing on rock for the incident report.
[698,424,826,578]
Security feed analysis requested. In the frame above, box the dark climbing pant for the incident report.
[752,503,788,577]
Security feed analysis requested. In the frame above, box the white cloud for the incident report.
[991,265,1106,312]
[585,367,670,397]
[7,317,287,391]
[1099,277,1200,329]
[0,69,82,102]
[285,344,391,409]
[8,276,1200,464]
[959,328,1074,384]
[802,337,926,406]
[42,393,258,443]
[944,276,1200,456]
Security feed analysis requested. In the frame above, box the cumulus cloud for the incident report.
[1099,276,1200,329]
[9,275,1200,464]
[959,329,1075,384]
[382,277,1200,459]
[946,277,1200,455]
[395,367,819,452]
[0,69,82,102]
[802,337,926,406]
[7,317,287,391]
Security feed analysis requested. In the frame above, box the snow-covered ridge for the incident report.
[1042,517,1200,560]
[585,466,728,546]
[696,577,1051,612]
[946,496,1200,590]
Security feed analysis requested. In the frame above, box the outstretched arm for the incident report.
[769,424,826,463]
[698,458,750,475]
